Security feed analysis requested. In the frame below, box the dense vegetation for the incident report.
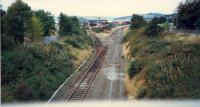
[2,41,74,101]
[144,17,165,37]
[1,0,56,45]
[123,1,200,99]
[176,0,200,29]
[129,14,167,37]
[34,10,56,36]
[2,0,32,44]
[59,13,83,36]
[123,28,200,99]
[130,14,147,30]
[1,0,93,102]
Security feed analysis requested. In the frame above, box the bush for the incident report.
[14,80,33,101]
[1,39,78,102]
[1,35,15,52]
[144,22,164,37]
[130,14,147,29]
[128,61,143,79]
[64,38,83,49]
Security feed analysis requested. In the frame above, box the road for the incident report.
[85,28,126,100]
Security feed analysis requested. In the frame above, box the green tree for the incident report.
[177,0,200,29]
[1,9,6,34]
[144,17,164,37]
[194,18,200,29]
[1,9,14,51]
[58,13,72,36]
[71,16,81,34]
[34,10,56,36]
[4,0,32,43]
[130,14,147,29]
[25,15,43,41]
[150,17,160,25]
[159,16,167,24]
[58,13,81,36]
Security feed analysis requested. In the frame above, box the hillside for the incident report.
[114,16,132,21]
[122,28,200,99]
[1,34,93,102]
[114,13,165,21]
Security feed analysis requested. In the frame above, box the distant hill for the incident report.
[114,13,167,21]
[114,16,132,21]
[78,17,88,24]
[142,13,164,19]
[55,13,169,23]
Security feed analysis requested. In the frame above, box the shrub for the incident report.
[1,39,80,102]
[130,14,147,29]
[64,38,83,49]
[128,61,143,79]
[14,80,33,101]
[144,22,164,37]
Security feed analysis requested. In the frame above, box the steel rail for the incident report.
[66,35,112,102]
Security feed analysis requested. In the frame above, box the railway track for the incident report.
[66,35,112,102]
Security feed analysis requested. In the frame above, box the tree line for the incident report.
[1,0,92,102]
[129,0,200,37]
[1,0,84,51]
[130,14,167,37]
[1,0,56,44]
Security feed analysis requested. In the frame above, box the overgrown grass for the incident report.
[123,28,200,99]
[1,36,92,102]
[63,34,93,49]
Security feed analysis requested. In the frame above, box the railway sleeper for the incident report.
[71,94,84,98]
[72,94,84,98]
[70,97,81,100]
[79,84,88,87]
[80,82,87,84]
[76,88,87,92]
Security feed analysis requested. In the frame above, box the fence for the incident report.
[43,36,58,44]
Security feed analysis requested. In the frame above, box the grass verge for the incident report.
[123,28,200,99]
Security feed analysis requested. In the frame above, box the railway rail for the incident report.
[66,35,113,102]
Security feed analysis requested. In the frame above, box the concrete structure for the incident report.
[85,19,108,26]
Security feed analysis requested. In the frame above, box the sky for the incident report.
[1,0,183,16]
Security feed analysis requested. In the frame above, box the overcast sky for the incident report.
[1,0,183,16]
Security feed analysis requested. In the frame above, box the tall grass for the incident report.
[123,28,200,99]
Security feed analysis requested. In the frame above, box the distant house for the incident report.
[86,20,108,26]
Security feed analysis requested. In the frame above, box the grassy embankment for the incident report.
[1,34,93,102]
[122,28,200,99]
